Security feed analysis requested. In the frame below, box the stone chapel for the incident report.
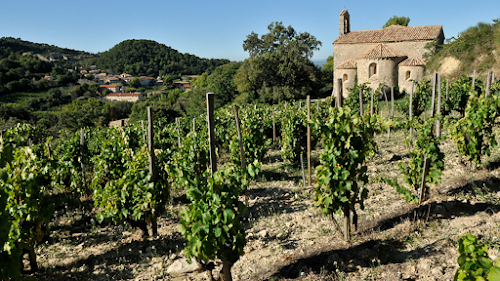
[333,9,444,96]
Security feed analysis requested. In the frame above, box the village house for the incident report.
[139,77,154,87]
[99,84,122,93]
[333,9,444,96]
[120,73,134,79]
[173,81,191,91]
[105,76,121,84]
[105,92,143,102]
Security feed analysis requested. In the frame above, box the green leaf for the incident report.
[487,266,500,280]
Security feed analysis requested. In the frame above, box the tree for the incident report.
[321,55,334,93]
[383,16,410,28]
[206,62,242,108]
[236,22,322,103]
[129,78,141,88]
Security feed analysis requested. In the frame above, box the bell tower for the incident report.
[339,9,350,36]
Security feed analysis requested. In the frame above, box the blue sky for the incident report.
[1,0,499,63]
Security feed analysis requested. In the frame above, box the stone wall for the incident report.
[398,65,425,93]
[357,58,403,90]
[109,118,129,127]
[337,68,356,97]
[333,40,432,95]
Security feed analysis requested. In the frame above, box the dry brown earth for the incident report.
[32,129,500,281]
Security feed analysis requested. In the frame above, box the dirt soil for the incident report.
[30,129,500,281]
[437,56,461,77]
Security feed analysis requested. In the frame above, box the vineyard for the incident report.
[2,73,500,280]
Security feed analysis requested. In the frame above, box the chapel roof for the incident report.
[333,24,443,44]
[336,60,357,69]
[357,43,407,59]
[399,57,425,66]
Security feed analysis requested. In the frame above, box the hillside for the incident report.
[0,37,91,59]
[95,39,230,77]
[426,19,500,79]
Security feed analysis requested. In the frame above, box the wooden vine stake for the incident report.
[141,120,145,139]
[472,70,476,88]
[300,153,306,188]
[359,88,363,115]
[391,86,395,117]
[486,71,492,98]
[431,73,437,117]
[335,79,350,241]
[370,88,374,115]
[80,128,88,195]
[307,95,312,186]
[176,117,181,148]
[419,74,438,204]
[446,79,449,101]
[233,104,248,202]
[409,81,414,147]
[147,107,158,236]
[272,111,276,143]
[207,93,232,281]
[336,79,343,108]
[193,118,196,133]
[382,88,390,139]
[206,92,217,176]
[436,74,442,137]
[418,156,430,204]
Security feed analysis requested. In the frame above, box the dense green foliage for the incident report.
[90,124,170,227]
[454,234,500,281]
[426,19,500,75]
[229,105,269,166]
[179,165,249,278]
[313,107,377,237]
[206,62,242,108]
[279,103,317,164]
[382,16,410,28]
[395,118,445,202]
[235,22,322,103]
[409,79,432,118]
[1,90,132,133]
[0,54,75,95]
[0,124,55,279]
[451,91,500,167]
[441,76,475,117]
[96,39,230,77]
[0,37,89,59]
[344,82,372,113]
[321,55,334,94]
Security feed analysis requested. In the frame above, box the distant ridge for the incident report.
[0,37,90,58]
[95,39,230,77]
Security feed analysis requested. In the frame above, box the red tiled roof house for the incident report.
[333,10,444,95]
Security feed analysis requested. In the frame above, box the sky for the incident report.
[1,0,500,64]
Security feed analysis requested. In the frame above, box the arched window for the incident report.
[406,70,411,80]
[343,74,348,82]
[369,63,377,77]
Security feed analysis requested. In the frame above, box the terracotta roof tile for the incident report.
[333,25,443,44]
[399,57,425,66]
[357,43,407,59]
[336,60,357,69]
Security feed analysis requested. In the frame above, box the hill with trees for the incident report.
[426,18,500,78]
[95,39,230,77]
[0,37,91,59]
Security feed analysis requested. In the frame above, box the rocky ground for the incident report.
[30,129,500,281]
